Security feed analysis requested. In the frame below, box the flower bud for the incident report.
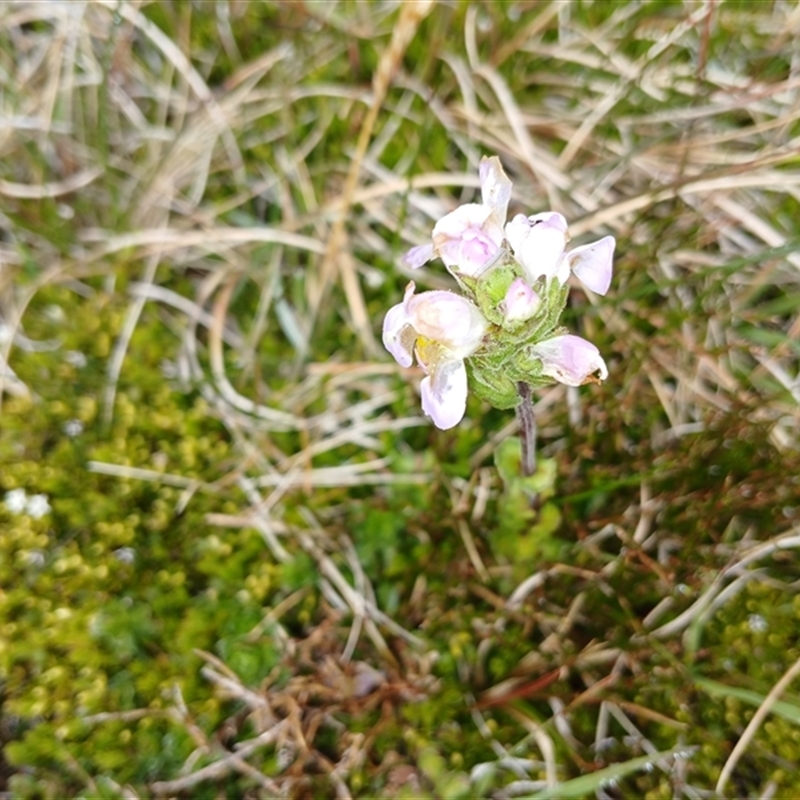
[501,278,540,324]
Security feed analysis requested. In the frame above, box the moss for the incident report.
[0,291,285,792]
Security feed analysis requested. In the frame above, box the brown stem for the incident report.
[516,381,537,477]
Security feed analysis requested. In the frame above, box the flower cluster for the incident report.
[383,156,614,429]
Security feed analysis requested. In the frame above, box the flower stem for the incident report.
[516,381,536,477]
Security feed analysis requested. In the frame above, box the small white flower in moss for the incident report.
[3,489,52,518]
[64,350,88,368]
[4,488,28,514]
[114,547,136,564]
[63,419,84,437]
[748,614,768,633]
[26,494,52,519]
[383,281,488,429]
[25,550,46,568]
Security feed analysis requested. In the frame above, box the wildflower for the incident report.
[529,335,608,386]
[113,547,136,564]
[25,550,46,568]
[748,614,768,633]
[431,204,505,276]
[387,155,615,428]
[383,282,487,429]
[403,156,512,278]
[64,350,88,368]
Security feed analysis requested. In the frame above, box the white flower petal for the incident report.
[420,359,468,429]
[527,211,568,231]
[479,156,512,227]
[382,285,416,368]
[402,243,435,270]
[506,212,569,284]
[433,203,493,238]
[26,494,51,519]
[569,236,615,295]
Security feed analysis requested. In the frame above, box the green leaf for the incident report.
[495,439,558,498]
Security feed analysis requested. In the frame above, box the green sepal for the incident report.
[468,357,521,409]
[545,278,570,328]
[460,264,577,412]
[453,270,480,302]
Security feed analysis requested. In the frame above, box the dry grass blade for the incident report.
[0,168,102,199]
[94,0,246,190]
[307,0,433,355]
[149,727,286,797]
[646,526,800,640]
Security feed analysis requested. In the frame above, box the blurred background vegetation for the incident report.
[1,1,799,798]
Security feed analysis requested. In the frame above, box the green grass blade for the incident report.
[521,750,690,800]
[693,677,800,725]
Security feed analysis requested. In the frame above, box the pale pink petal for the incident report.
[407,289,487,357]
[433,203,493,238]
[420,359,468,429]
[568,236,615,295]
[438,230,500,276]
[530,334,608,386]
[504,216,531,258]
[479,156,512,227]
[432,204,504,277]
[382,303,414,367]
[402,243,435,270]
[501,277,540,323]
[555,256,571,286]
[505,212,569,284]
[382,282,418,367]
[527,211,568,233]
